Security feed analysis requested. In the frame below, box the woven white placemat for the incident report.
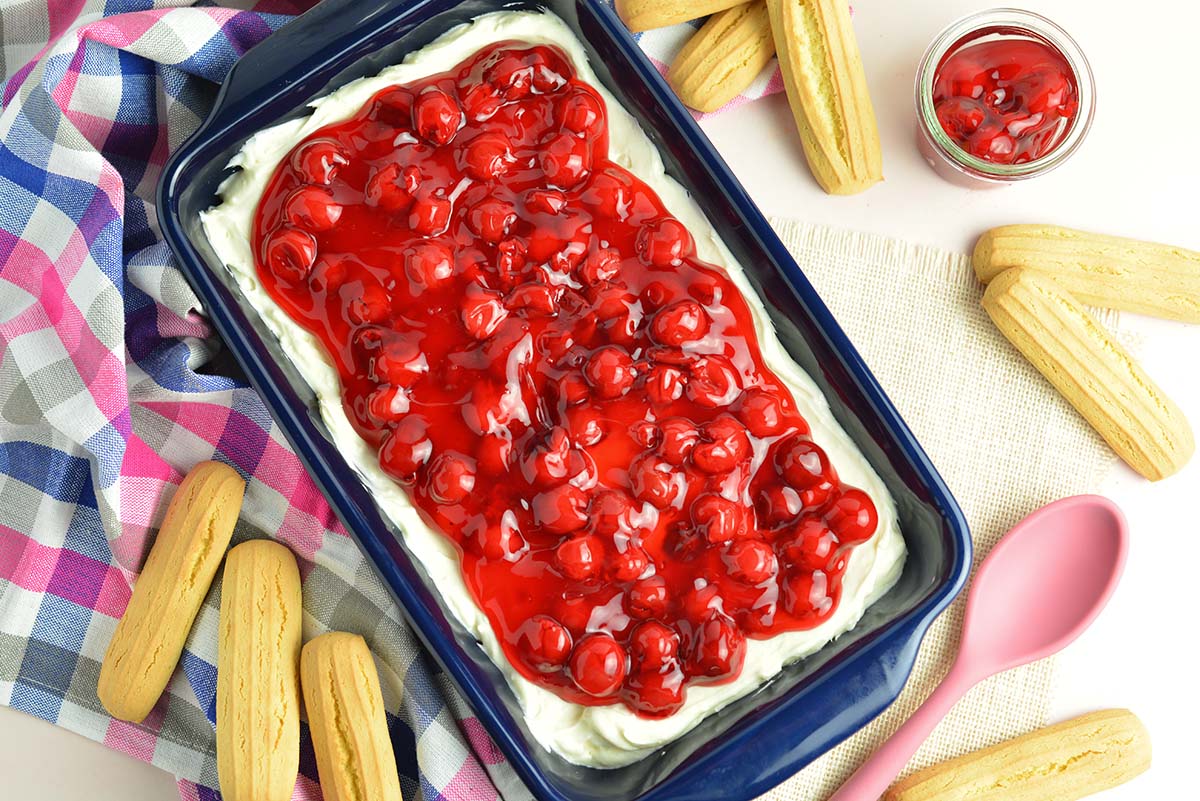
[759,220,1125,800]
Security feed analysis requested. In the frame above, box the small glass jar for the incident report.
[915,8,1095,187]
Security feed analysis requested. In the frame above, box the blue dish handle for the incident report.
[651,614,932,801]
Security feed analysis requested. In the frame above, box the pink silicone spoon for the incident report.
[827,494,1128,801]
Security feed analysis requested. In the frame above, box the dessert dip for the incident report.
[202,10,906,768]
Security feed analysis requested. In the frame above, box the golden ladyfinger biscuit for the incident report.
[669,2,776,113]
[98,461,245,722]
[983,268,1194,481]
[885,709,1151,801]
[974,224,1200,323]
[216,540,302,801]
[301,633,403,801]
[766,0,882,194]
[616,0,746,33]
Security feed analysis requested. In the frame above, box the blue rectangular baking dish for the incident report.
[156,1,972,799]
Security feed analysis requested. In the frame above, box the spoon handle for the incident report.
[826,662,977,801]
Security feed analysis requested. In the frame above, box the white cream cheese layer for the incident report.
[201,10,906,768]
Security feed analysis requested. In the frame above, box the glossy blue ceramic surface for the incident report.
[156,2,972,799]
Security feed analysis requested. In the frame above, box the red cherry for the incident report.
[609,545,649,582]
[427,451,476,504]
[521,426,572,487]
[578,247,620,285]
[723,539,778,584]
[583,346,635,399]
[466,197,517,243]
[507,283,560,317]
[369,334,427,387]
[564,404,605,447]
[780,569,836,622]
[407,194,452,236]
[636,218,693,267]
[651,300,709,346]
[291,138,348,185]
[777,515,837,569]
[516,615,572,673]
[460,81,502,121]
[735,387,787,437]
[471,512,526,561]
[569,634,627,697]
[756,484,804,526]
[590,490,633,536]
[532,483,589,534]
[264,227,317,282]
[484,51,541,100]
[524,188,567,215]
[646,364,687,406]
[935,96,987,140]
[462,131,512,180]
[371,87,414,127]
[825,488,878,544]
[460,285,508,340]
[556,534,603,581]
[630,454,685,509]
[658,418,699,465]
[688,614,746,680]
[284,185,342,232]
[775,435,836,489]
[378,416,432,481]
[412,86,463,145]
[403,240,454,290]
[624,668,685,717]
[627,575,668,619]
[309,256,348,293]
[366,385,410,424]
[691,417,751,474]
[580,169,632,219]
[365,163,418,212]
[630,420,659,450]
[686,355,741,408]
[680,582,724,622]
[495,238,528,285]
[630,621,679,671]
[559,88,604,135]
[344,279,391,325]
[691,493,747,543]
[540,135,591,189]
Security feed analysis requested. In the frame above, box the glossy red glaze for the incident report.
[933,38,1077,164]
[253,43,879,716]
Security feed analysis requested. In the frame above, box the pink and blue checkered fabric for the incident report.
[0,2,776,799]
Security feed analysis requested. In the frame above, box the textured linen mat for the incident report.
[759,220,1125,800]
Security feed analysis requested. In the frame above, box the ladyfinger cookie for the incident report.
[669,2,776,113]
[885,709,1151,801]
[975,224,1200,323]
[616,0,746,33]
[983,268,1194,481]
[98,461,245,722]
[766,0,882,194]
[301,633,403,801]
[217,540,302,801]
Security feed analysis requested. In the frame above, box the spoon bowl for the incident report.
[958,496,1128,679]
[828,495,1128,801]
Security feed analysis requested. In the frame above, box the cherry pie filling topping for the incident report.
[252,42,880,717]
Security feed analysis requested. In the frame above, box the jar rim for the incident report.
[915,7,1096,181]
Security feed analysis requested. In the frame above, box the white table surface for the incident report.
[3,0,1196,797]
